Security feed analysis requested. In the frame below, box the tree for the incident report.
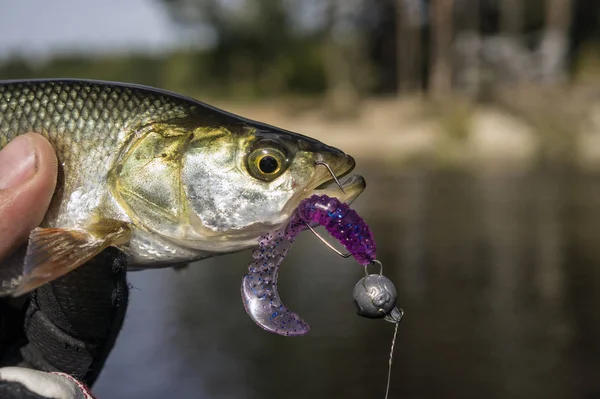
[539,0,574,84]
[429,0,455,97]
[499,0,524,35]
[396,0,424,94]
[159,0,295,96]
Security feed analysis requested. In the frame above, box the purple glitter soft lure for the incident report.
[241,194,376,336]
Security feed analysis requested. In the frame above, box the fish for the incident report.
[0,79,366,296]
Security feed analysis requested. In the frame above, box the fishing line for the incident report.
[385,321,399,399]
[352,263,403,399]
[242,192,404,396]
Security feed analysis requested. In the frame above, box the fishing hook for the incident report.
[305,160,351,258]
[315,160,346,194]
[305,223,352,258]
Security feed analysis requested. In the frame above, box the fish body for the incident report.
[0,79,365,295]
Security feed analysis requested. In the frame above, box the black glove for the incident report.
[0,247,129,398]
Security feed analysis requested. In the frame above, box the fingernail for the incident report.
[0,136,37,190]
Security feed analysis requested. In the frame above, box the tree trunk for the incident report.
[396,0,422,95]
[454,0,481,96]
[324,0,358,117]
[429,0,454,98]
[499,0,524,36]
[539,0,574,84]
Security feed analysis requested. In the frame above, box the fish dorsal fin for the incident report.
[12,219,131,296]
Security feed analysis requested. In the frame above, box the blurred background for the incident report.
[2,0,600,398]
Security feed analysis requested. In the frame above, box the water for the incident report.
[93,165,600,399]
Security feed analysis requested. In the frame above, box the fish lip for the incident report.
[313,157,356,191]
[310,157,366,203]
[311,174,366,204]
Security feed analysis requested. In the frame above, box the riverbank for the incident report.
[208,86,600,173]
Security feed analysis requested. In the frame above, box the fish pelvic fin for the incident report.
[12,219,131,297]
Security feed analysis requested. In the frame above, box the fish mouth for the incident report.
[310,155,366,204]
[281,153,365,220]
[312,174,366,204]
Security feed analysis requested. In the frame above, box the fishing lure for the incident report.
[241,193,404,333]
[241,192,402,398]
[242,194,377,335]
[241,228,307,336]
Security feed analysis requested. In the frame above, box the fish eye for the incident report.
[247,145,288,182]
[258,155,279,174]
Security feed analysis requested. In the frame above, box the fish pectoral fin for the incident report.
[12,219,131,297]
[172,263,190,273]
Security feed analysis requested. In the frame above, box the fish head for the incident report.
[179,124,366,251]
[112,118,365,255]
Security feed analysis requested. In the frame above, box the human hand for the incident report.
[0,134,129,398]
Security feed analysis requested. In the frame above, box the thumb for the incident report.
[0,133,57,258]
[0,367,95,399]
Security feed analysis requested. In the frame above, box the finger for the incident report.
[0,133,58,258]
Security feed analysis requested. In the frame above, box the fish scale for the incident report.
[0,80,192,226]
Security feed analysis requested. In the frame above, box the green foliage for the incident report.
[1,0,599,100]
[0,43,327,99]
[0,1,329,98]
